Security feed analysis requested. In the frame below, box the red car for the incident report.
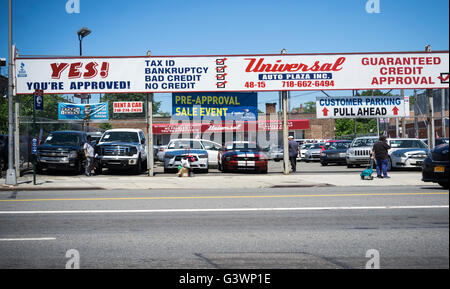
[219,141,269,173]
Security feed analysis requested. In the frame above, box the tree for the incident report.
[302,101,316,114]
[334,90,393,137]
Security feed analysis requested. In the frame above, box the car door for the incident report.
[201,141,221,167]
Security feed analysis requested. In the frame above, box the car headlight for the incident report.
[392,152,405,158]
[348,150,355,156]
[130,147,138,155]
[165,154,174,159]
[69,151,78,158]
[225,156,232,162]
[322,153,327,157]
[198,154,208,159]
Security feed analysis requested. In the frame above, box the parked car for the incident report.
[346,137,379,168]
[422,138,449,146]
[165,139,222,168]
[36,131,87,173]
[422,143,449,189]
[156,145,168,162]
[0,135,7,171]
[218,141,269,173]
[298,143,313,161]
[164,149,209,174]
[389,139,428,169]
[320,140,352,166]
[87,131,103,145]
[95,129,147,174]
[266,146,283,162]
[303,143,325,162]
[347,136,428,170]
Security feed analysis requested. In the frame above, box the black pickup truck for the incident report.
[36,131,88,174]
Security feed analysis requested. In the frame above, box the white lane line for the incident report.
[0,205,447,214]
[0,238,56,241]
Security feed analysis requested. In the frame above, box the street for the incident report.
[0,170,448,269]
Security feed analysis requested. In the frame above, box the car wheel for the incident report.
[321,162,328,166]
[94,163,102,175]
[438,182,449,189]
[347,164,354,168]
[134,157,142,174]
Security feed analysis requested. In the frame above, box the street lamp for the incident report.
[77,27,91,56]
[77,27,91,105]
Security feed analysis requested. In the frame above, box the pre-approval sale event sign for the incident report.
[16,51,449,94]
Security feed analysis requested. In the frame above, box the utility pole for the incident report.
[414,89,419,138]
[425,45,435,150]
[400,90,406,137]
[442,89,447,138]
[281,49,289,175]
[6,0,17,186]
[13,45,20,178]
[146,50,154,177]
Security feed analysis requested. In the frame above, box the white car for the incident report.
[299,143,313,160]
[165,139,222,168]
[388,138,428,169]
[163,149,209,174]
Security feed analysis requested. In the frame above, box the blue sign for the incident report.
[172,92,258,121]
[58,103,109,121]
[34,90,44,111]
[32,138,38,155]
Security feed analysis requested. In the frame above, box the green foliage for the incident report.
[302,101,316,114]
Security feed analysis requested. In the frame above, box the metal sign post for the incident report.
[32,89,44,185]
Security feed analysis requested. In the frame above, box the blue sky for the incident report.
[1,0,449,113]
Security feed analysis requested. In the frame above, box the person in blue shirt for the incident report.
[288,136,300,173]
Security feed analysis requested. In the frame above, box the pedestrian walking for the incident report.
[84,135,95,176]
[371,135,391,179]
[288,136,300,172]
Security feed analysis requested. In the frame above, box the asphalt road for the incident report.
[0,185,448,269]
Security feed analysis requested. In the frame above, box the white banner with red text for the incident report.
[16,51,449,94]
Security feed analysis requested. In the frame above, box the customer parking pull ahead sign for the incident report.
[15,51,449,94]
[316,96,410,119]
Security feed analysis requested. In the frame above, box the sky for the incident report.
[1,0,449,113]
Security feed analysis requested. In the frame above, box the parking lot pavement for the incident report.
[2,160,431,191]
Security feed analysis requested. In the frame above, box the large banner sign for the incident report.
[172,92,258,121]
[58,102,109,121]
[316,96,410,119]
[16,51,448,94]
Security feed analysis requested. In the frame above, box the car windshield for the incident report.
[101,132,139,143]
[351,138,377,147]
[390,139,427,149]
[300,144,312,150]
[168,140,203,150]
[311,143,324,149]
[328,142,351,150]
[44,133,81,146]
[225,143,261,152]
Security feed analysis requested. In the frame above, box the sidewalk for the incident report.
[1,171,427,191]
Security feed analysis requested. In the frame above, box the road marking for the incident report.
[0,192,447,203]
[0,205,447,215]
[0,238,56,241]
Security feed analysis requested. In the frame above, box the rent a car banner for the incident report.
[16,51,449,94]
[316,95,410,118]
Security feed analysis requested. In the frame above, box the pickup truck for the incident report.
[36,131,88,174]
[95,129,147,174]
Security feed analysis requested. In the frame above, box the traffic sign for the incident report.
[34,89,44,111]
